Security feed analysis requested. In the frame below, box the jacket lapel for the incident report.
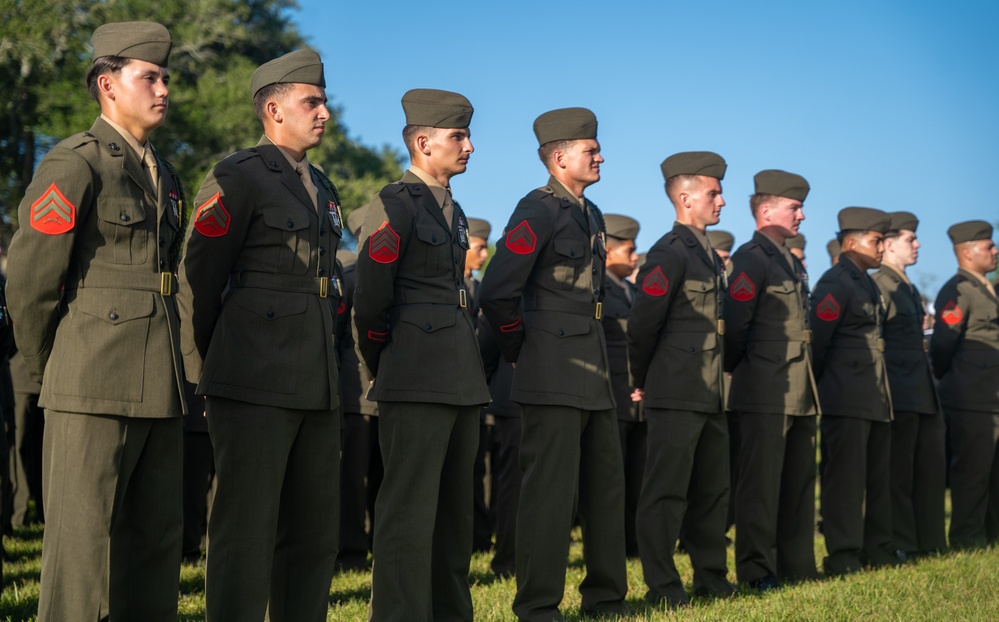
[753,231,797,281]
[256,137,315,212]
[547,176,589,235]
[91,118,156,202]
[402,170,451,233]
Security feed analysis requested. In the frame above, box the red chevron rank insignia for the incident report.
[642,266,669,297]
[194,192,230,237]
[30,183,75,234]
[816,293,840,321]
[505,220,536,254]
[369,221,400,264]
[940,300,963,325]
[730,272,756,301]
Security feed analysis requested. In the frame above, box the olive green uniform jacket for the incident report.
[7,117,186,417]
[723,231,819,416]
[177,135,342,410]
[930,269,999,413]
[353,171,489,405]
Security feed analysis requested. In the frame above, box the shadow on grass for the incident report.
[330,582,371,605]
[0,597,40,622]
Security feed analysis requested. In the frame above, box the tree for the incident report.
[0,0,401,244]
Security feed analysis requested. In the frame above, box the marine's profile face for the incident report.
[888,229,920,267]
[606,238,638,278]
[965,238,998,274]
[466,235,489,271]
[848,230,884,269]
[273,83,330,155]
[101,58,170,136]
[426,127,474,179]
[685,175,725,228]
[560,139,603,189]
[764,196,805,237]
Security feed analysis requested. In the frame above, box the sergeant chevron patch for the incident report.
[816,293,840,321]
[940,300,963,325]
[369,221,400,263]
[642,266,669,297]
[505,220,537,254]
[194,192,231,237]
[30,183,75,234]
[729,272,756,301]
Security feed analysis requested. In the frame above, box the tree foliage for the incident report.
[0,0,401,241]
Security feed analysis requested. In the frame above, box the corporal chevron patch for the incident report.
[194,192,230,237]
[369,221,400,264]
[729,272,756,301]
[642,266,669,297]
[940,300,963,325]
[30,183,75,234]
[505,220,537,255]
[816,293,840,322]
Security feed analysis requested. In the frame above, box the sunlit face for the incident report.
[426,127,474,179]
[846,231,884,270]
[271,83,330,155]
[559,139,603,189]
[962,238,998,275]
[100,59,170,137]
[606,238,638,278]
[762,196,805,237]
[465,235,489,272]
[682,176,725,228]
[886,229,920,268]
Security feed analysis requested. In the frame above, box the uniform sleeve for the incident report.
[352,192,412,377]
[478,197,554,363]
[5,145,95,382]
[809,274,851,380]
[177,160,256,384]
[930,279,967,379]
[722,250,766,372]
[476,312,503,383]
[626,240,684,389]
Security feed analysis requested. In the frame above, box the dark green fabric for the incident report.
[887,211,918,232]
[660,151,726,181]
[401,88,473,128]
[532,107,597,145]
[603,214,638,240]
[836,207,890,233]
[944,409,999,549]
[251,49,325,97]
[92,21,171,65]
[889,410,947,553]
[947,220,993,244]
[753,169,810,201]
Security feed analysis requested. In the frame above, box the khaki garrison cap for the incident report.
[604,214,640,240]
[252,49,326,97]
[661,151,726,181]
[92,21,171,66]
[754,169,810,202]
[948,220,993,244]
[467,218,491,240]
[888,211,919,233]
[533,107,598,146]
[786,233,806,251]
[837,207,891,234]
[402,89,473,128]
[707,230,735,252]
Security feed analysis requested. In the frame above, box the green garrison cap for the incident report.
[948,220,994,244]
[786,233,806,251]
[660,151,726,181]
[92,21,171,66]
[754,169,810,201]
[827,238,840,261]
[251,49,325,97]
[837,207,891,234]
[347,205,368,239]
[533,107,598,146]
[707,229,735,252]
[467,218,491,240]
[888,211,919,233]
[402,89,473,128]
[604,214,640,240]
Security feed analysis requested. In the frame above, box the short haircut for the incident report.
[664,174,699,202]
[749,193,778,218]
[253,82,295,121]
[402,124,435,157]
[86,56,131,102]
[538,139,572,166]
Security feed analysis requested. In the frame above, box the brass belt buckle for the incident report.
[718,319,725,335]
[318,276,329,298]
[459,289,468,309]
[160,272,174,296]
[595,301,603,320]
[803,329,812,344]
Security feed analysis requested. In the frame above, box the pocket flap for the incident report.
[397,306,458,333]
[666,331,717,353]
[553,239,586,260]
[684,279,715,293]
[75,288,154,324]
[98,197,147,227]
[528,312,592,338]
[415,223,447,246]
[233,293,308,320]
[263,208,310,232]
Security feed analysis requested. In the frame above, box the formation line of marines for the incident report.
[3,20,998,622]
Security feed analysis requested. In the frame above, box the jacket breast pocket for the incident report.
[684,278,717,317]
[412,223,450,277]
[550,239,587,291]
[98,197,149,265]
[262,208,313,275]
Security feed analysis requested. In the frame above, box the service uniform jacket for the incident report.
[6,117,185,418]
[627,223,725,413]
[872,266,939,414]
[177,135,342,411]
[478,176,613,411]
[723,231,819,416]
[810,256,892,421]
[930,269,999,414]
[353,171,489,405]
[602,275,640,421]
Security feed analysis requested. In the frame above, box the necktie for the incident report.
[142,148,159,198]
[296,162,319,210]
[442,189,454,229]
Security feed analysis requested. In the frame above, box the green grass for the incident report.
[4,520,999,621]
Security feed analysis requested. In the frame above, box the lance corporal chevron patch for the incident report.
[505,220,536,254]
[194,192,231,237]
[642,266,669,297]
[940,300,963,325]
[816,293,840,321]
[30,183,75,234]
[729,272,756,301]
[369,221,400,264]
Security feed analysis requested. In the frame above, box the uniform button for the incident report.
[120,213,130,222]
[320,228,326,235]
[287,220,294,229]
[592,267,598,274]
[425,323,432,330]
[266,310,275,319]
[159,259,167,269]
[570,249,576,257]
[700,285,706,291]
[319,246,326,255]
[593,289,600,295]
[109,312,119,321]
[688,347,695,352]
[319,267,327,276]
[159,236,166,245]
[558,329,565,336]
[454,257,459,264]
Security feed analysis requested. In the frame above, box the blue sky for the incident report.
[293,0,998,296]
